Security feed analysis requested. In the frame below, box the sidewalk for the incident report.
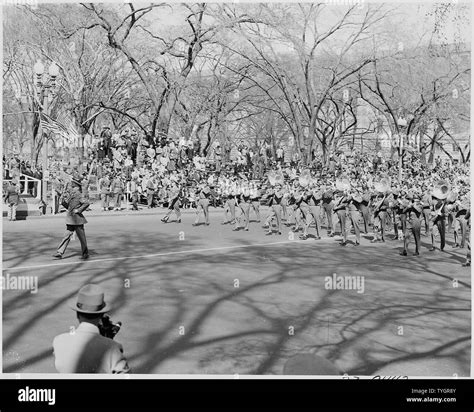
[16,202,273,220]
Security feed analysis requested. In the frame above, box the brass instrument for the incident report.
[431,179,451,200]
[335,178,350,191]
[373,194,387,213]
[352,192,363,203]
[269,171,284,186]
[373,176,391,194]
[268,171,276,186]
[446,189,458,203]
[299,169,312,188]
[430,201,445,221]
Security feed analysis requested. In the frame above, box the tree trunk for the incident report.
[428,129,441,165]
[321,136,327,165]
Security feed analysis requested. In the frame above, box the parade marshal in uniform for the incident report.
[53,178,90,260]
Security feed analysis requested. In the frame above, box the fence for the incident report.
[2,174,43,201]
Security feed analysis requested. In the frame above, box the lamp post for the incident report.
[33,60,59,206]
[397,116,407,181]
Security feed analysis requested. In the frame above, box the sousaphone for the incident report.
[373,176,391,194]
[269,171,284,186]
[268,170,276,186]
[335,178,350,192]
[299,169,312,188]
[446,187,458,203]
[432,179,451,200]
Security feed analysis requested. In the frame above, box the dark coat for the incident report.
[4,183,21,205]
[60,188,90,225]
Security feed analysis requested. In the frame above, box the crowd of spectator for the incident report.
[3,124,470,213]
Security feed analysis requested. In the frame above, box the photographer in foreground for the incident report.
[53,284,131,374]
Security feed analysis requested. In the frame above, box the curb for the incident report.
[10,206,273,221]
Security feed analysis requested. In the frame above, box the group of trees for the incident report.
[3,2,470,166]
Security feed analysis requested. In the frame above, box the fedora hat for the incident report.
[69,284,110,314]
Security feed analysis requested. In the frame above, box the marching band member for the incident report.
[398,190,409,239]
[430,183,448,252]
[390,189,402,240]
[298,186,311,239]
[265,183,284,235]
[371,189,389,243]
[262,186,275,230]
[399,191,423,256]
[250,182,261,223]
[287,184,304,232]
[193,184,211,226]
[234,183,251,231]
[421,185,433,236]
[300,183,323,240]
[453,190,469,249]
[333,188,349,246]
[357,184,371,234]
[346,186,361,246]
[321,183,335,237]
[232,182,243,230]
[222,180,237,225]
[161,183,182,223]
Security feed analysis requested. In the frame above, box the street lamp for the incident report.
[33,60,45,77]
[397,116,407,181]
[33,59,60,209]
[48,62,60,77]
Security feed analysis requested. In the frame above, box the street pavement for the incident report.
[2,210,471,376]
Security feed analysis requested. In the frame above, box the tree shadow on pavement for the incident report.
[2,228,471,376]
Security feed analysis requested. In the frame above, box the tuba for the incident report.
[268,171,277,186]
[446,189,458,203]
[432,179,451,200]
[351,190,363,203]
[335,178,350,192]
[276,171,284,186]
[299,169,312,188]
[270,171,284,186]
[373,176,391,194]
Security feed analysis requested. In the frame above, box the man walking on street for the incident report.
[53,178,90,260]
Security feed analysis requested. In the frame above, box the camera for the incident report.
[99,314,122,339]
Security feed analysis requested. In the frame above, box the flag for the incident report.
[57,112,80,144]
[40,113,68,136]
[40,112,81,145]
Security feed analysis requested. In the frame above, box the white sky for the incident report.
[133,2,471,46]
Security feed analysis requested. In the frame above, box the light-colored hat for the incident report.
[69,284,110,314]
